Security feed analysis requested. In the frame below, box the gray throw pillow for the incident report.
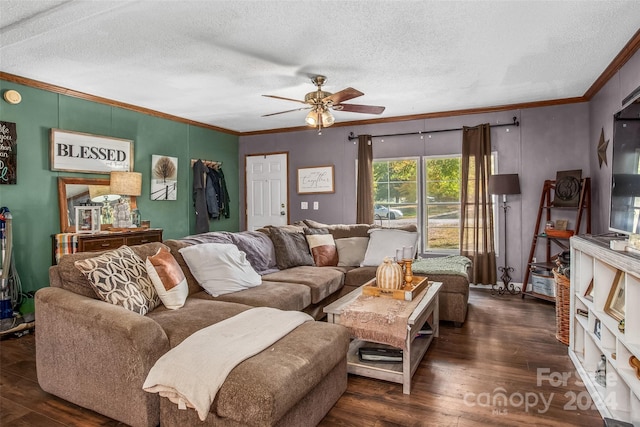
[227,231,278,274]
[268,227,315,269]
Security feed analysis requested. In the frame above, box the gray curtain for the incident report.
[356,134,373,224]
[461,124,496,285]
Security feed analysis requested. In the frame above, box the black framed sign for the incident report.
[0,121,17,185]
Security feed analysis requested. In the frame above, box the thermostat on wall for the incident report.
[3,90,21,104]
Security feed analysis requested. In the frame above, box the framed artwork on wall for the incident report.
[50,129,133,174]
[297,165,335,194]
[151,155,178,200]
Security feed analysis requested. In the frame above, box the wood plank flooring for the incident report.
[1,288,603,426]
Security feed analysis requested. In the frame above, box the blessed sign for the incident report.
[0,121,17,185]
[50,129,133,174]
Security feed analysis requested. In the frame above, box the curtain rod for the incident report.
[347,116,520,141]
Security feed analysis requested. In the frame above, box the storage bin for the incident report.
[530,269,556,297]
[552,268,570,345]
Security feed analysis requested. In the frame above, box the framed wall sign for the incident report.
[0,121,17,185]
[50,129,133,174]
[297,165,335,194]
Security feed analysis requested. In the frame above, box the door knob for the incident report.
[280,211,286,215]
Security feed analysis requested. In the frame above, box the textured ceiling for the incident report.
[1,1,640,133]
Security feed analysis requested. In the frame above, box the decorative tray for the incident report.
[362,275,430,301]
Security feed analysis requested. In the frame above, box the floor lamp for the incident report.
[489,174,521,295]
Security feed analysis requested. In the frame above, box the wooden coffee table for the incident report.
[324,281,441,394]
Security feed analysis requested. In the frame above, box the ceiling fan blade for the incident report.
[262,94,308,104]
[334,103,386,114]
[262,106,311,117]
[322,87,363,105]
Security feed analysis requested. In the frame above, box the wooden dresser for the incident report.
[53,228,163,264]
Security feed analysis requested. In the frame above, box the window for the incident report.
[372,154,495,254]
[372,158,418,226]
[424,156,461,251]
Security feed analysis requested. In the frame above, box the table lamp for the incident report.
[88,185,120,225]
[110,171,142,228]
[488,173,521,295]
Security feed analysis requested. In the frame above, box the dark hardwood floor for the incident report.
[1,288,603,426]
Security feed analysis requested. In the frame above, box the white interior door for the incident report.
[246,153,288,231]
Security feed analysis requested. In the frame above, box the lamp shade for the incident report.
[88,185,121,202]
[110,171,142,196]
[489,174,521,195]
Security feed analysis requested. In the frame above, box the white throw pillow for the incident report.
[179,243,262,297]
[335,237,369,267]
[360,229,419,267]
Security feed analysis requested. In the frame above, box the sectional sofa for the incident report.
[35,221,470,426]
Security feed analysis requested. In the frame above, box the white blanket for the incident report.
[143,307,313,421]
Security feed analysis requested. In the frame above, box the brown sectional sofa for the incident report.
[35,221,470,427]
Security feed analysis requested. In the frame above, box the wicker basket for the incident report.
[552,268,571,345]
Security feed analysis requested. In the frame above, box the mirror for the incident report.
[58,177,137,233]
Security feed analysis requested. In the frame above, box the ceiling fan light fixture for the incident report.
[321,109,335,127]
[305,110,319,126]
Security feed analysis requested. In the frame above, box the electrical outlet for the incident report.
[313,201,319,210]
[301,202,308,210]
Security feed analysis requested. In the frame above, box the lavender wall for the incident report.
[239,103,591,284]
[238,47,640,285]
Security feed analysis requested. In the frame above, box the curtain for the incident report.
[356,134,373,224]
[460,124,496,285]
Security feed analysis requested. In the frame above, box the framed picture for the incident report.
[605,270,625,322]
[51,129,133,174]
[151,155,178,200]
[594,318,601,339]
[74,206,101,234]
[584,279,594,302]
[555,219,568,231]
[297,165,335,194]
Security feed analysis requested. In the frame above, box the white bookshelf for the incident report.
[570,235,640,425]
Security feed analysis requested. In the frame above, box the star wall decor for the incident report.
[597,127,609,169]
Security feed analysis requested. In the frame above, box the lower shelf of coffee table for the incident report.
[346,334,433,387]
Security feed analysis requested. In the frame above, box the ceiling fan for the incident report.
[262,75,385,134]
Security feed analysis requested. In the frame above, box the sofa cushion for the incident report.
[303,219,372,239]
[361,228,419,266]
[145,247,189,310]
[147,298,251,347]
[262,266,343,303]
[212,321,349,425]
[191,279,312,312]
[335,236,369,267]
[344,266,377,287]
[304,228,338,267]
[74,246,161,315]
[179,243,262,297]
[226,230,278,274]
[268,227,315,269]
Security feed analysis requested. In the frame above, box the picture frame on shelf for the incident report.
[605,270,625,322]
[594,318,602,339]
[584,279,594,302]
[74,205,101,234]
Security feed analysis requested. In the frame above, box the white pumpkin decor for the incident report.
[376,256,403,289]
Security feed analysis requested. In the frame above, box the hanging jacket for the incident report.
[217,167,231,219]
[192,160,209,233]
[205,169,220,219]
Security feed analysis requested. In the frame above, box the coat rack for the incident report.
[190,159,222,169]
